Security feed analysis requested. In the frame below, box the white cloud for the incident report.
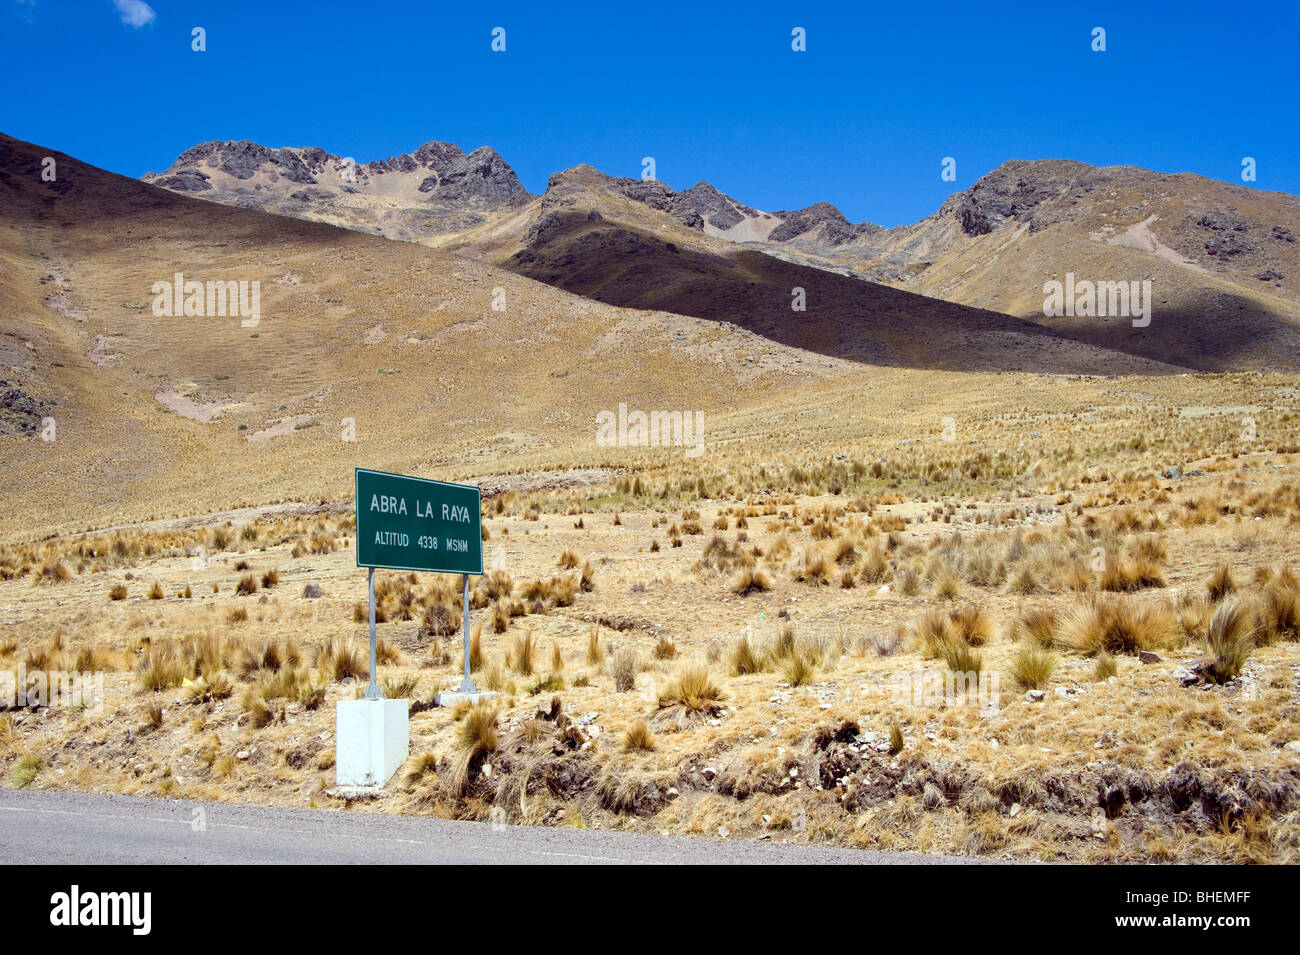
[112,0,155,28]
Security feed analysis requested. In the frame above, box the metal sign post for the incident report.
[458,573,476,693]
[365,566,381,699]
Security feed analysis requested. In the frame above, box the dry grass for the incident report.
[316,636,368,683]
[1009,645,1057,690]
[611,648,638,692]
[1203,598,1255,684]
[1056,595,1176,656]
[623,718,656,751]
[656,664,725,722]
[450,704,499,796]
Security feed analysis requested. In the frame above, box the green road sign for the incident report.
[354,468,483,575]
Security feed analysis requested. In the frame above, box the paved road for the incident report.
[0,789,977,864]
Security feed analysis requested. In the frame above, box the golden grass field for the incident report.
[3,390,1300,862]
[2,133,1300,862]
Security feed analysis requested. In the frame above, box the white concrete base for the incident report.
[434,690,499,708]
[336,698,409,788]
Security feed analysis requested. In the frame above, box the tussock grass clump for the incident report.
[888,724,904,755]
[237,640,282,678]
[375,638,401,665]
[1009,646,1057,690]
[1093,651,1117,681]
[419,597,458,638]
[235,574,257,596]
[656,664,725,721]
[550,575,578,608]
[137,644,186,692]
[913,608,955,659]
[779,651,816,687]
[316,636,368,683]
[611,648,638,692]
[857,543,889,584]
[792,549,833,586]
[731,566,772,595]
[450,704,499,795]
[623,718,656,751]
[469,626,484,671]
[557,548,580,570]
[730,633,764,675]
[652,636,678,660]
[1057,596,1175,656]
[938,639,982,675]
[403,752,440,787]
[948,605,993,647]
[8,753,41,789]
[511,630,536,675]
[382,674,420,699]
[37,562,71,584]
[586,627,604,666]
[1257,578,1300,642]
[1100,549,1166,593]
[483,569,513,601]
[897,565,922,596]
[1203,597,1255,684]
[933,566,962,599]
[144,702,165,728]
[526,673,565,695]
[260,568,280,589]
[1010,607,1059,648]
[109,583,127,601]
[767,624,797,662]
[226,605,249,624]
[489,598,510,634]
[1207,563,1236,602]
[147,581,164,600]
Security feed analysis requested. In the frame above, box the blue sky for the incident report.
[2,0,1297,226]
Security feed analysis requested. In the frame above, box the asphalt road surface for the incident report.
[0,789,979,864]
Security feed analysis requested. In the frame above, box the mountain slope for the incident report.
[142,138,1300,372]
[142,139,532,242]
[0,133,837,536]
[445,163,1177,375]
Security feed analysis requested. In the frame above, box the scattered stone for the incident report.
[302,583,323,599]
[1139,651,1161,664]
[1025,690,1045,702]
[325,786,389,801]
